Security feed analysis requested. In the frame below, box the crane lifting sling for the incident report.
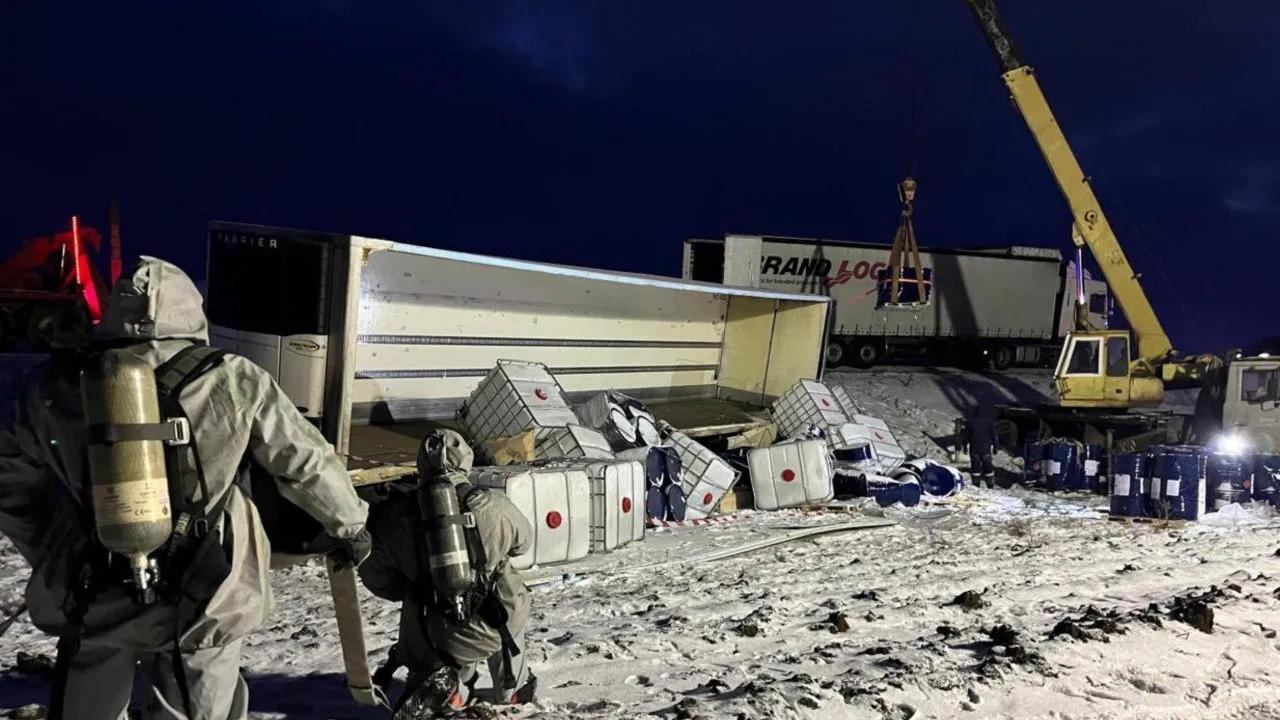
[876,177,932,310]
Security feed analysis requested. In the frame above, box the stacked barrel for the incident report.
[1105,445,1278,521]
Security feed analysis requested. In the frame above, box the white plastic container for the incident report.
[534,425,616,461]
[582,460,646,552]
[827,423,871,451]
[828,421,905,472]
[770,380,850,438]
[470,464,590,570]
[852,414,891,433]
[830,384,862,418]
[666,429,738,519]
[747,440,835,510]
[850,415,906,471]
[459,360,578,444]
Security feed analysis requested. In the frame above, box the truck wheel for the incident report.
[991,345,1014,372]
[27,307,60,346]
[825,339,848,367]
[852,340,881,368]
[27,306,86,348]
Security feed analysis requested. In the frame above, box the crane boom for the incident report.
[963,0,1174,365]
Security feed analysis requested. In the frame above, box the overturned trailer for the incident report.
[204,222,832,702]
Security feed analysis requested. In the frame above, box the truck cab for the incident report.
[1223,357,1280,453]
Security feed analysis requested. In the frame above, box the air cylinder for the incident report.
[417,479,474,622]
[81,350,172,594]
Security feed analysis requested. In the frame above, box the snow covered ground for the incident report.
[3,362,1275,720]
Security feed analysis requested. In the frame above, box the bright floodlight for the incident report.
[1213,433,1250,455]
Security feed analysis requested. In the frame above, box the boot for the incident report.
[511,673,538,705]
[394,667,467,720]
[372,644,402,689]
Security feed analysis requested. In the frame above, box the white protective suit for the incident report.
[359,430,533,711]
[0,257,369,720]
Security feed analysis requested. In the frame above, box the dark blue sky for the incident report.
[3,1,1275,351]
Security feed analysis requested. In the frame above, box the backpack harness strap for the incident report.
[154,345,227,540]
[85,419,190,445]
[53,343,230,720]
[152,344,236,720]
[408,482,523,688]
[454,483,521,687]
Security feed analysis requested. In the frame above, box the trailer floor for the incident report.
[345,398,770,472]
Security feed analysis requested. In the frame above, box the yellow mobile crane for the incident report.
[962,0,1222,415]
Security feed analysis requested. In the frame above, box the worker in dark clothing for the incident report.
[967,406,999,488]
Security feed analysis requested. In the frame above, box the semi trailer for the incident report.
[204,221,832,702]
[684,233,1108,370]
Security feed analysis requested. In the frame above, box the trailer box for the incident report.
[208,223,832,458]
[685,233,1108,369]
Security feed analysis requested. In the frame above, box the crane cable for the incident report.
[902,0,922,179]
[880,0,929,309]
[1086,1,1206,347]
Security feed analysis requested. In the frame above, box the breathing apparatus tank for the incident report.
[81,350,173,603]
[417,431,476,624]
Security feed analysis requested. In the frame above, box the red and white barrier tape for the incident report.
[646,505,863,531]
[647,513,742,531]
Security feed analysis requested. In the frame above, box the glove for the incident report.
[309,528,373,570]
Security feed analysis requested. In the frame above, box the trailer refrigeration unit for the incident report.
[205,221,832,704]
[684,234,1109,370]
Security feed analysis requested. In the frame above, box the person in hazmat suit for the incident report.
[0,257,370,720]
[359,429,536,719]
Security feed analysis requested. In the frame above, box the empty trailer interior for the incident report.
[323,237,830,450]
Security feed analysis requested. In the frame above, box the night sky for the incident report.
[3,2,1275,352]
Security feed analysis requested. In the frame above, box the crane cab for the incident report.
[1054,330,1164,408]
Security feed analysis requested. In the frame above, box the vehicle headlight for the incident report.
[1212,432,1251,455]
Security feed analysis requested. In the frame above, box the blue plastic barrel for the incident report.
[1149,445,1207,520]
[834,468,921,507]
[903,460,962,498]
[1108,452,1148,517]
[832,466,864,498]
[865,475,922,508]
[1083,444,1106,495]
[1254,455,1280,507]
[1046,442,1086,492]
[1207,452,1252,511]
[875,267,933,307]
